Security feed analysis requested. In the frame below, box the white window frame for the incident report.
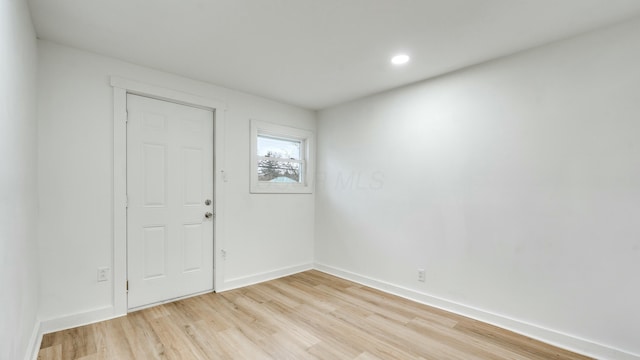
[250,119,315,194]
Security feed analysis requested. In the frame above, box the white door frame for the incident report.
[111,76,226,316]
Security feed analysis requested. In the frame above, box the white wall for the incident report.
[316,17,640,358]
[0,0,39,359]
[37,40,315,323]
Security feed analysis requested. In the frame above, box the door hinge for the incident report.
[126,280,129,291]
[125,110,129,123]
[125,195,128,208]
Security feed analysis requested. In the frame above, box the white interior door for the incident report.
[126,94,214,310]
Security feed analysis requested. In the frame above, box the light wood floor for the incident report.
[38,270,591,360]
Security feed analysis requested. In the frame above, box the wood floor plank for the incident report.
[38,270,592,360]
[37,344,62,360]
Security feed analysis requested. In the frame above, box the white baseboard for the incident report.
[29,262,314,358]
[314,262,640,360]
[27,264,638,360]
[39,306,124,337]
[25,318,41,360]
[27,306,124,360]
[220,263,314,292]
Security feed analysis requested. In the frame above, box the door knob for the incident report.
[205,212,213,219]
[205,199,212,206]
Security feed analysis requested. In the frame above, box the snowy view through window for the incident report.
[257,135,302,183]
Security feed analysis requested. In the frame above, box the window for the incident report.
[257,135,303,183]
[250,120,314,193]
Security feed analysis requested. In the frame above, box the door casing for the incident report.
[111,76,227,315]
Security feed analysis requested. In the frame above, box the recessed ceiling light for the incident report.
[391,54,410,65]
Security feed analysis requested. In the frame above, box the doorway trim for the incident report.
[111,76,227,316]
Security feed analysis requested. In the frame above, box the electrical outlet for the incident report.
[417,269,425,282]
[97,267,110,282]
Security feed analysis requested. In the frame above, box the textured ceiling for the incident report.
[28,0,640,109]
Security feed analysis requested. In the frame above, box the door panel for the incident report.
[143,226,166,279]
[127,94,214,310]
[142,143,166,206]
[182,223,203,272]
